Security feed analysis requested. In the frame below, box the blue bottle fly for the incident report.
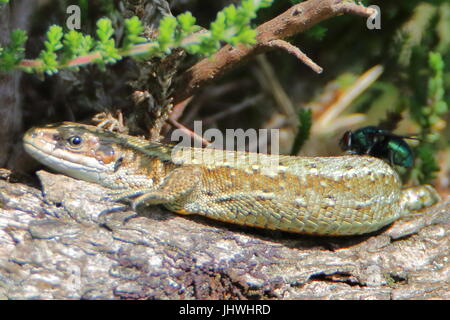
[339,126,415,168]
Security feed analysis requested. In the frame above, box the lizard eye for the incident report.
[68,136,83,146]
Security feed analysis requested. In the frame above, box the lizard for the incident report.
[23,122,440,236]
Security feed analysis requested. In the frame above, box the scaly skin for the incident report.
[23,122,440,236]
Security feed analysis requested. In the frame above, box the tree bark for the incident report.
[0,0,35,168]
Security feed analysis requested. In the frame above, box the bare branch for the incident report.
[172,0,375,105]
[336,2,377,17]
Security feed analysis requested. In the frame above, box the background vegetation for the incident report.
[0,0,448,193]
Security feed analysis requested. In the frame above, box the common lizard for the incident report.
[23,122,440,236]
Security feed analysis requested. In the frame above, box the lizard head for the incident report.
[23,122,122,183]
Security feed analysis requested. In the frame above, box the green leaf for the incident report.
[79,35,95,56]
[62,30,83,60]
[96,18,114,42]
[224,5,237,25]
[61,30,94,66]
[210,11,226,40]
[157,15,178,53]
[123,16,146,50]
[44,25,63,52]
[37,25,64,74]
[177,12,198,34]
[235,27,257,44]
[95,18,121,64]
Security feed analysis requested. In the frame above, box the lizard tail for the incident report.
[400,185,441,215]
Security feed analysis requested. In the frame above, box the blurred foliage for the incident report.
[0,29,27,72]
[0,0,447,187]
[291,108,312,155]
[379,2,448,185]
[410,52,448,184]
[279,0,449,185]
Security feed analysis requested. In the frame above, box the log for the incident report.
[0,171,448,299]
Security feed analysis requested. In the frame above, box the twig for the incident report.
[266,39,323,74]
[170,96,193,122]
[167,117,210,147]
[337,2,378,17]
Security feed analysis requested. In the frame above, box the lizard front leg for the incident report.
[111,166,202,211]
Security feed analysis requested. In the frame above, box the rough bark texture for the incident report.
[0,0,35,168]
[0,2,19,167]
[0,171,448,299]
